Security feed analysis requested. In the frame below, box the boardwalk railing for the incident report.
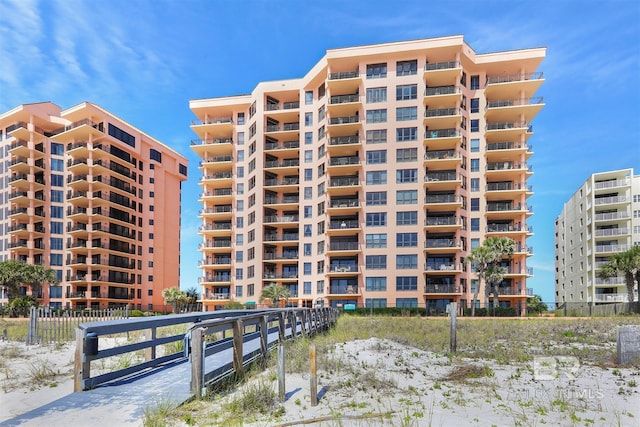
[27,306,128,345]
[189,307,338,398]
[74,308,337,393]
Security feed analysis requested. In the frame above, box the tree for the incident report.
[597,246,640,305]
[467,237,515,316]
[0,261,58,316]
[184,287,200,304]
[162,287,189,313]
[260,284,290,308]
[527,295,548,315]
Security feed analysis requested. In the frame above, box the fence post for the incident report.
[278,312,286,342]
[145,327,156,361]
[233,319,244,376]
[260,315,268,359]
[74,328,90,391]
[190,327,204,398]
[450,302,457,353]
[278,343,285,401]
[310,344,318,406]
[27,306,37,345]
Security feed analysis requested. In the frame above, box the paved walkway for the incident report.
[0,331,279,426]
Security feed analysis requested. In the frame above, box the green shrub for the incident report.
[130,309,145,317]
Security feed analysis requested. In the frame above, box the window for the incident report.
[317,280,325,293]
[304,224,312,237]
[237,132,245,145]
[470,119,479,132]
[304,187,312,200]
[396,127,417,141]
[366,277,387,291]
[236,286,243,298]
[305,132,313,145]
[317,182,325,196]
[396,211,417,225]
[318,125,325,140]
[304,150,313,163]
[366,109,387,123]
[471,178,480,192]
[396,298,418,308]
[305,91,313,105]
[51,190,64,203]
[304,243,312,256]
[396,255,418,269]
[366,63,387,79]
[471,218,480,231]
[237,166,244,178]
[237,112,245,125]
[366,87,387,103]
[363,130,385,145]
[108,123,135,147]
[50,286,62,298]
[51,142,64,155]
[318,105,325,121]
[304,206,312,218]
[396,169,418,183]
[366,212,387,226]
[236,251,243,262]
[303,282,312,295]
[304,169,312,181]
[396,107,417,121]
[470,75,480,90]
[317,201,325,215]
[397,233,418,247]
[366,150,387,164]
[317,241,324,254]
[179,163,187,176]
[396,60,417,76]
[51,206,63,218]
[50,158,64,171]
[396,190,418,204]
[470,159,480,172]
[237,150,245,162]
[150,148,162,163]
[304,263,312,275]
[50,222,63,234]
[396,148,417,162]
[366,191,387,206]
[51,174,63,187]
[236,268,243,280]
[471,238,480,249]
[50,254,62,266]
[396,276,417,291]
[50,237,63,250]
[471,198,480,211]
[366,233,387,248]
[366,171,387,185]
[396,84,417,100]
[470,139,480,152]
[470,98,480,113]
[305,112,313,126]
[318,83,325,98]
[366,255,387,269]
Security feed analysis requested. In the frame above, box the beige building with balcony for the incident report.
[555,168,640,305]
[0,102,188,311]
[190,35,544,314]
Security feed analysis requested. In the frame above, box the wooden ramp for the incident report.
[0,333,263,426]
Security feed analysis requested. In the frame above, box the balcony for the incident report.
[424,216,461,232]
[424,239,461,250]
[265,140,300,154]
[328,116,360,135]
[594,178,630,191]
[424,172,461,192]
[264,159,300,174]
[264,177,299,189]
[424,193,461,209]
[594,228,629,238]
[485,72,544,98]
[264,232,300,242]
[327,69,360,92]
[190,137,233,156]
[264,215,299,225]
[265,196,299,207]
[423,61,461,86]
[423,86,462,107]
[486,141,532,157]
[424,284,462,294]
[594,294,632,303]
[595,244,628,254]
[486,162,532,180]
[485,97,544,122]
[485,121,532,140]
[423,108,461,129]
[594,211,629,222]
[198,205,233,219]
[328,285,359,295]
[594,195,627,206]
[201,172,233,185]
[423,149,461,170]
[263,252,299,261]
[425,263,460,273]
[486,202,530,216]
[50,119,103,142]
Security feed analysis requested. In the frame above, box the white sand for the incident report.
[1,338,639,426]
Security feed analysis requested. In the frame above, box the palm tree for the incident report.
[597,246,640,305]
[162,287,189,313]
[467,237,515,316]
[0,260,58,316]
[260,284,290,308]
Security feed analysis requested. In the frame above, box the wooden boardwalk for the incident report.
[0,329,277,427]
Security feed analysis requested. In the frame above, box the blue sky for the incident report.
[1,0,639,304]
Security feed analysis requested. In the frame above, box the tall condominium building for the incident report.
[0,102,188,311]
[555,168,640,305]
[190,36,544,313]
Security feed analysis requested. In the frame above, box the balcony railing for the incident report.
[425,239,459,248]
[425,216,458,226]
[264,215,299,223]
[265,177,300,186]
[594,211,629,221]
[265,141,300,150]
[265,196,300,205]
[424,61,459,71]
[486,142,529,151]
[329,69,359,80]
[486,97,544,109]
[330,94,359,104]
[486,121,529,131]
[329,135,359,145]
[595,244,629,253]
[425,194,458,204]
[594,195,627,205]
[329,285,358,294]
[486,182,529,191]
[330,199,359,208]
[329,156,360,166]
[266,123,300,132]
[424,108,458,118]
[425,263,458,272]
[329,220,359,230]
[424,150,458,160]
[263,253,299,260]
[265,159,300,168]
[203,172,233,180]
[594,228,628,237]
[424,284,460,293]
[425,172,459,182]
[424,86,460,96]
[487,223,528,232]
[329,242,359,251]
[330,116,360,125]
[330,177,359,187]
[486,72,544,85]
[594,179,630,190]
[190,137,233,146]
[191,117,233,126]
[425,128,459,139]
[486,203,526,212]
[486,162,529,171]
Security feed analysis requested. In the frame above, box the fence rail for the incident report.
[74,308,337,393]
[26,307,129,345]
